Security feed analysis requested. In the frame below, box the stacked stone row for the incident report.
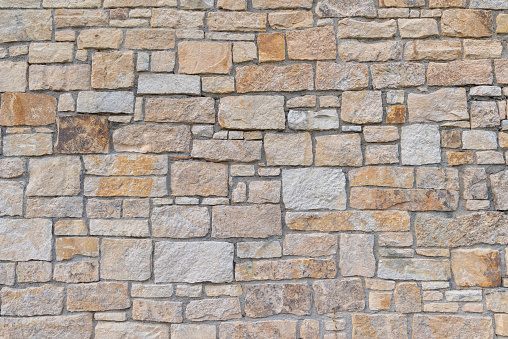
[1,0,508,338]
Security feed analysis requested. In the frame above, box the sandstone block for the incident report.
[407,88,468,122]
[286,26,336,60]
[338,41,402,62]
[0,285,64,316]
[124,29,175,50]
[264,133,313,166]
[399,19,439,38]
[464,39,503,59]
[186,298,241,321]
[340,234,375,277]
[288,109,340,130]
[77,91,134,113]
[113,124,190,153]
[104,0,176,7]
[0,93,56,126]
[427,60,493,86]
[0,61,28,92]
[26,157,81,196]
[378,259,451,280]
[244,283,311,318]
[151,9,204,29]
[67,282,130,311]
[0,158,25,179]
[206,12,266,32]
[90,219,149,237]
[3,133,52,157]
[316,62,369,90]
[237,241,282,259]
[91,51,134,89]
[145,97,215,123]
[236,258,336,281]
[283,233,337,257]
[451,248,501,287]
[380,0,424,6]
[486,289,508,313]
[95,322,169,339]
[337,19,396,39]
[0,315,93,339]
[463,168,488,200]
[55,115,109,154]
[315,134,363,167]
[412,315,493,339]
[26,197,83,218]
[0,181,23,216]
[371,62,426,89]
[154,241,233,283]
[29,42,74,63]
[404,40,462,61]
[313,279,365,314]
[29,65,91,91]
[0,0,40,7]
[54,9,108,28]
[84,177,167,197]
[0,10,52,43]
[133,300,183,323]
[441,9,493,37]
[247,180,280,204]
[43,0,101,7]
[470,101,500,128]
[219,320,297,339]
[257,33,285,62]
[491,170,508,210]
[218,95,285,130]
[77,28,123,49]
[138,74,200,95]
[282,168,346,210]
[317,0,377,18]
[84,154,167,176]
[56,237,99,261]
[53,261,99,283]
[495,314,508,336]
[369,292,392,311]
[152,205,209,238]
[212,205,281,238]
[171,161,228,197]
[171,324,216,339]
[236,64,313,93]
[341,91,382,124]
[349,166,413,188]
[401,124,441,165]
[394,282,421,313]
[253,0,312,8]
[15,261,52,283]
[0,219,52,261]
[352,314,407,339]
[191,140,262,162]
[463,130,497,150]
[178,41,232,74]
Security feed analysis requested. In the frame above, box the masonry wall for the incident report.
[0,0,508,338]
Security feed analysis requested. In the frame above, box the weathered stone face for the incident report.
[412,315,493,339]
[236,64,314,93]
[91,51,135,89]
[218,95,285,130]
[0,10,52,43]
[145,97,215,123]
[152,205,210,238]
[113,124,191,153]
[244,283,311,318]
[0,93,56,126]
[451,248,501,287]
[212,205,281,238]
[0,61,28,92]
[0,315,93,339]
[1,285,64,316]
[236,258,337,281]
[313,279,365,314]
[95,322,169,339]
[378,259,451,280]
[100,239,152,281]
[26,157,82,196]
[339,234,376,277]
[219,320,298,339]
[352,314,408,339]
[67,282,130,311]
[178,41,232,74]
[407,88,468,122]
[55,115,110,154]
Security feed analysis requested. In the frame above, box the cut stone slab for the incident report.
[219,320,297,339]
[317,0,377,17]
[77,91,134,113]
[95,322,169,339]
[339,234,376,277]
[352,314,408,339]
[145,97,215,123]
[0,10,52,43]
[412,315,493,339]
[0,181,24,217]
[26,157,82,196]
[113,124,190,153]
[152,205,210,238]
[154,241,233,283]
[401,124,441,165]
[313,278,365,314]
[171,161,228,197]
[0,314,93,339]
[451,248,501,287]
[0,93,56,126]
[218,95,285,130]
[341,91,383,124]
[178,41,232,74]
[378,259,451,280]
[55,115,110,154]
[0,285,64,316]
[212,205,282,238]
[138,74,201,95]
[100,239,152,281]
[407,88,468,122]
[66,282,130,312]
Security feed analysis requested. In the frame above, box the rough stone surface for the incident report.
[236,64,314,93]
[0,285,64,316]
[0,10,52,43]
[408,88,468,122]
[219,320,297,339]
[339,234,376,277]
[352,314,408,339]
[0,315,93,339]
[152,205,209,238]
[412,315,493,339]
[341,91,383,124]
[264,133,313,166]
[67,282,130,311]
[95,322,169,339]
[218,95,285,130]
[378,259,451,280]
[313,279,365,314]
[100,239,152,281]
[171,161,228,197]
[178,41,232,74]
[451,248,502,287]
[145,97,215,123]
[401,124,441,165]
[212,205,282,238]
[113,124,190,153]
[55,115,110,154]
[0,93,56,126]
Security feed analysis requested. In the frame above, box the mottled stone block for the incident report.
[26,197,83,218]
[0,10,52,43]
[378,259,451,280]
[244,283,311,318]
[138,74,200,95]
[315,62,369,90]
[133,300,183,323]
[191,140,262,162]
[145,97,215,123]
[26,157,82,196]
[340,234,375,277]
[84,177,167,197]
[178,41,232,74]
[286,26,336,60]
[29,65,91,91]
[236,258,336,281]
[219,320,297,339]
[451,248,501,287]
[236,64,314,93]
[152,205,209,238]
[352,314,407,339]
[0,315,93,339]
[113,124,190,153]
[0,93,56,126]
[186,298,242,321]
[0,61,28,92]
[212,205,282,238]
[218,95,285,130]
[313,278,365,314]
[412,315,493,339]
[171,161,228,197]
[0,285,64,316]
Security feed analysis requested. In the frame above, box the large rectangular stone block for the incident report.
[0,219,52,261]
[212,205,282,238]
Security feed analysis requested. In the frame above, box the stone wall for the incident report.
[0,0,508,338]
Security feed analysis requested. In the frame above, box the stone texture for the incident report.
[315,62,369,90]
[0,10,52,43]
[371,62,426,89]
[451,248,502,287]
[338,41,402,62]
[315,134,362,167]
[317,0,377,18]
[26,197,83,218]
[349,166,413,188]
[378,259,451,280]
[171,161,227,197]
[404,40,462,61]
[84,177,166,197]
[76,29,123,49]
[171,324,216,339]
[124,29,175,50]
[100,239,152,281]
[206,12,266,31]
[152,205,209,238]
[394,282,421,313]
[191,140,262,162]
[0,285,64,316]
[341,91,382,124]
[178,41,232,74]
[55,237,99,261]
[77,91,134,113]
[83,154,167,176]
[352,314,407,339]
[91,51,134,89]
[186,298,241,321]
[0,181,24,216]
[286,26,336,60]
[236,64,314,93]
[236,258,337,281]
[133,300,183,323]
[219,320,297,339]
[218,95,285,130]
[29,65,91,91]
[288,109,340,130]
[138,74,200,95]
[95,322,169,339]
[491,170,508,210]
[339,234,375,277]
[264,133,313,166]
[0,158,25,179]
[0,219,52,261]
[0,315,93,339]
[212,205,282,238]
[399,19,439,38]
[470,101,500,128]
[401,124,441,165]
[26,157,81,196]
[67,282,129,311]
[113,124,190,153]
[16,261,52,283]
[412,315,493,339]
[258,33,285,62]
[29,42,74,63]
[3,133,52,157]
[313,279,365,314]
[408,88,468,122]
[244,283,311,318]
[0,62,28,92]
[55,115,110,154]
[154,241,233,283]
[145,97,215,123]
[337,19,396,39]
[441,9,493,37]
[0,93,56,126]
[427,60,493,86]
[53,261,99,283]
[283,233,337,257]
[283,168,346,210]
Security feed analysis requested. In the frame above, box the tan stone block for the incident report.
[316,61,369,90]
[178,41,232,74]
[151,205,209,238]
[268,10,313,29]
[0,263,15,285]
[380,0,424,6]
[171,161,228,197]
[412,315,493,339]
[286,26,336,60]
[451,248,501,287]
[339,40,402,62]
[342,90,383,123]
[248,180,280,204]
[283,233,337,257]
[0,61,27,92]
[378,258,451,280]
[91,51,134,89]
[219,321,297,339]
[441,9,493,37]
[0,0,40,8]
[3,133,52,157]
[54,9,108,28]
[369,292,392,311]
[67,282,130,312]
[258,33,285,62]
[29,64,90,91]
[55,115,109,154]
[218,95,285,130]
[236,258,336,281]
[286,210,410,232]
[151,8,204,29]
[0,315,92,338]
[16,261,52,283]
[218,0,246,10]
[427,59,493,86]
[29,42,74,63]
[43,0,101,7]
[244,283,311,318]
[0,219,52,262]
[398,18,439,38]
[495,314,508,336]
[464,39,503,59]
[363,126,399,143]
[0,93,56,126]
[124,29,175,50]
[365,144,399,165]
[340,233,375,277]
[212,204,281,238]
[386,105,406,124]
[0,10,52,43]
[429,0,466,7]
[84,177,167,197]
[132,300,182,323]
[352,314,407,339]
[146,97,214,123]
[113,123,190,153]
[366,279,396,291]
[83,154,167,176]
[371,62,426,89]
[186,298,241,321]
[264,132,312,166]
[317,0,377,17]
[53,261,99,283]
[56,237,99,261]
[104,0,177,6]
[349,167,413,188]
[495,59,508,84]
[95,322,169,338]
[26,197,83,218]
[26,157,81,197]
[315,134,362,167]
[237,241,281,259]
[0,285,64,317]
[207,11,266,31]
[350,187,457,211]
[446,151,473,166]
[404,40,462,61]
[100,239,152,281]
[233,42,257,63]
[77,28,123,49]
[394,282,421,313]
[192,140,262,162]
[408,88,467,123]
[337,19,396,39]
[313,278,365,314]
[236,63,313,93]
[300,319,319,339]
